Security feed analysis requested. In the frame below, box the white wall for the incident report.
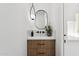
[0,3,27,56]
[0,3,63,56]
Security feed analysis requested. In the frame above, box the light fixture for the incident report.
[30,3,35,20]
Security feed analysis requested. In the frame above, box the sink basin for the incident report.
[27,30,55,40]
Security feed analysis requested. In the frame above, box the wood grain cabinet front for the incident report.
[27,40,55,56]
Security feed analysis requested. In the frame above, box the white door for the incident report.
[64,3,79,56]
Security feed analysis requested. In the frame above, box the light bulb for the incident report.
[30,3,35,20]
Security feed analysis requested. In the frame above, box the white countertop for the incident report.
[27,36,55,40]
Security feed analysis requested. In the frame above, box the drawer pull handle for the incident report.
[37,43,45,45]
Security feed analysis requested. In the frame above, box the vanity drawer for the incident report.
[27,40,55,48]
[27,48,55,56]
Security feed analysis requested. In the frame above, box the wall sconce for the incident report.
[30,3,35,20]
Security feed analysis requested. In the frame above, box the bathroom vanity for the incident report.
[27,37,55,56]
[27,5,56,56]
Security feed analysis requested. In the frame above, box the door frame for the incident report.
[55,3,64,56]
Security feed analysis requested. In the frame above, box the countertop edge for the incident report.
[27,37,56,40]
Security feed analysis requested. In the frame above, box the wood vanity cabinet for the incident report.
[27,40,55,56]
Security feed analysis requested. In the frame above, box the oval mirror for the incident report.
[35,10,48,29]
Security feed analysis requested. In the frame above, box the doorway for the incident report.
[64,3,79,56]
